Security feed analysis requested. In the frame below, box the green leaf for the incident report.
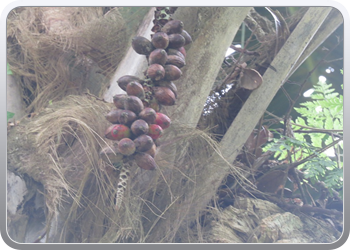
[7,111,15,121]
[7,63,13,75]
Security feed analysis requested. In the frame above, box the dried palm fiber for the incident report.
[7,95,251,242]
[7,7,128,113]
[126,124,251,243]
[6,95,141,242]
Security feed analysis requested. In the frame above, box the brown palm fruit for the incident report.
[149,49,168,66]
[166,55,186,68]
[181,30,193,46]
[147,124,163,140]
[124,96,144,115]
[131,119,149,136]
[105,109,122,124]
[132,36,154,55]
[155,112,171,129]
[161,20,184,34]
[126,81,145,99]
[167,48,185,60]
[151,32,169,49]
[117,138,136,156]
[134,152,157,170]
[168,34,186,49]
[105,124,131,141]
[118,109,137,125]
[100,144,124,163]
[117,75,143,91]
[153,86,176,106]
[164,64,182,81]
[154,80,178,98]
[134,134,154,152]
[138,107,157,124]
[145,143,157,157]
[147,64,165,81]
[113,94,128,109]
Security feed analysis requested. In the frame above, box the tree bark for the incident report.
[139,7,252,242]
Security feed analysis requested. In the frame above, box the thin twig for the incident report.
[265,111,343,134]
[290,138,342,169]
[294,130,343,139]
[290,168,308,205]
[281,85,293,104]
[142,196,180,242]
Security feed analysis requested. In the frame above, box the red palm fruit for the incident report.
[153,86,176,106]
[126,81,145,99]
[161,20,184,34]
[164,64,182,81]
[131,119,149,136]
[118,109,137,125]
[181,30,192,46]
[154,80,178,98]
[113,94,128,109]
[105,124,131,141]
[168,34,186,49]
[138,107,157,124]
[134,152,157,170]
[124,96,144,115]
[105,109,122,124]
[178,47,186,58]
[117,75,143,91]
[147,64,165,81]
[166,55,186,68]
[132,36,154,55]
[151,32,169,49]
[145,143,157,157]
[117,138,136,156]
[149,49,168,66]
[155,112,171,129]
[147,124,163,140]
[167,48,185,60]
[134,134,154,152]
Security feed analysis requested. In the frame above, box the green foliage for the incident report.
[294,81,343,135]
[7,111,15,121]
[294,80,343,189]
[264,79,343,190]
[7,63,13,75]
[264,131,319,162]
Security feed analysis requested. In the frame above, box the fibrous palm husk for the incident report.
[7,7,128,113]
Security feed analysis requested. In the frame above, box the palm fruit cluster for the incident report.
[101,7,192,171]
[131,17,192,110]
[103,93,171,170]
